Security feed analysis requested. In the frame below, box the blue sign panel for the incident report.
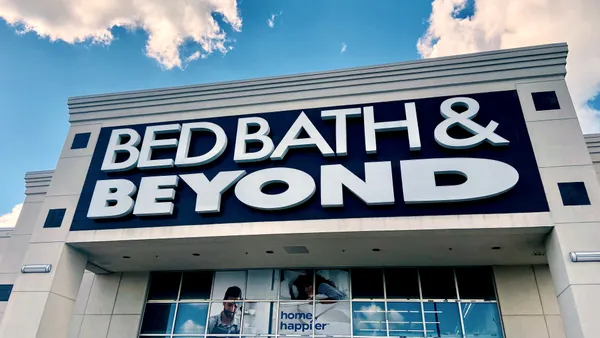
[70,90,549,231]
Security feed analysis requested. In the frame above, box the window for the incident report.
[385,268,420,300]
[387,302,423,337]
[147,272,181,300]
[71,132,91,149]
[423,302,461,337]
[420,268,456,300]
[352,301,386,336]
[180,271,213,300]
[558,182,591,206]
[461,303,503,338]
[140,303,176,334]
[43,208,66,228]
[0,284,13,301]
[139,268,503,338]
[351,268,384,299]
[455,267,496,301]
[531,91,560,111]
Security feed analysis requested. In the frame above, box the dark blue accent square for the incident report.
[71,132,91,149]
[0,284,13,301]
[43,209,66,228]
[532,91,560,111]
[558,182,591,206]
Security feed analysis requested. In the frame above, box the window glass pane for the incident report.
[351,269,384,299]
[352,301,387,336]
[456,267,496,300]
[316,269,349,300]
[242,302,277,335]
[140,303,176,334]
[461,303,503,338]
[147,272,181,300]
[420,268,456,300]
[387,302,424,337]
[385,268,420,300]
[247,270,279,300]
[174,302,209,334]
[213,271,247,301]
[180,271,213,300]
[280,270,314,300]
[279,302,315,335]
[207,301,242,336]
[423,302,462,338]
[315,301,351,335]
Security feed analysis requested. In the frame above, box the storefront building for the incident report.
[0,42,599,338]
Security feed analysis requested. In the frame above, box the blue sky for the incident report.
[0,0,598,221]
[0,1,432,217]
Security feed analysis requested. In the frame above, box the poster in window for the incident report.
[213,271,247,301]
[242,302,277,335]
[314,301,351,335]
[279,270,314,300]
[246,270,279,300]
[207,300,243,337]
[314,270,349,301]
[209,271,246,337]
[278,301,315,335]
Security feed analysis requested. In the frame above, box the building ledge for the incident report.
[67,43,568,123]
[25,170,54,195]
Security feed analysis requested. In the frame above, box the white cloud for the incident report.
[267,11,282,28]
[341,43,347,53]
[267,14,275,28]
[178,319,205,334]
[418,0,600,134]
[185,51,208,63]
[0,204,22,228]
[0,0,242,69]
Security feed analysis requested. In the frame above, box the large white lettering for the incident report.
[321,108,362,156]
[271,112,334,160]
[363,103,421,153]
[321,162,394,207]
[175,122,228,167]
[87,179,137,219]
[101,128,141,172]
[133,175,179,216]
[234,168,316,210]
[400,158,519,204]
[87,96,525,221]
[434,97,509,149]
[138,124,181,169]
[234,117,275,163]
[180,171,246,213]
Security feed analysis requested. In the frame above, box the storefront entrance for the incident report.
[139,267,503,338]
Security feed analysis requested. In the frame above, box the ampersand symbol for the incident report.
[434,97,509,149]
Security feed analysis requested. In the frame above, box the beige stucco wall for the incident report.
[495,265,565,338]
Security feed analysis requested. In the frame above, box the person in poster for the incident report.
[208,286,243,337]
[291,272,347,301]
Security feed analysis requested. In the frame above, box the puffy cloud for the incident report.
[341,43,347,53]
[267,11,282,28]
[178,319,205,334]
[267,14,275,28]
[418,0,600,134]
[0,0,242,69]
[0,204,22,228]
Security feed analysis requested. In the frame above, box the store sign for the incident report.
[71,90,549,231]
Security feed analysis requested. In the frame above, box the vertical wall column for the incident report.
[518,80,600,338]
[546,225,600,338]
[494,265,565,338]
[0,123,102,337]
[0,171,53,324]
[69,272,150,338]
